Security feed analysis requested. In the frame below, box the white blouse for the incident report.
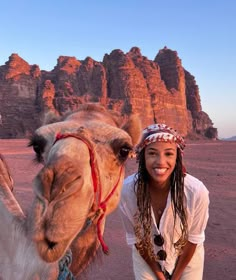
[119,173,209,274]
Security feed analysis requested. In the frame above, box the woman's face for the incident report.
[144,141,177,189]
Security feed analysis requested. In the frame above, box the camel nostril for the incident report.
[45,238,57,249]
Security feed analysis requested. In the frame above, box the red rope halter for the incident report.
[54,132,124,254]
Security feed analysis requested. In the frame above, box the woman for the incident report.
[119,124,209,280]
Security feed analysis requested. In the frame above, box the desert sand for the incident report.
[0,139,236,279]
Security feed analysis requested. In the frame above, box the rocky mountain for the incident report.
[0,47,218,139]
[221,136,236,141]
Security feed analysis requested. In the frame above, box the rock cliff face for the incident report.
[0,47,218,139]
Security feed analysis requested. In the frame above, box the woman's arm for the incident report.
[135,244,166,280]
[171,241,197,280]
[170,180,210,279]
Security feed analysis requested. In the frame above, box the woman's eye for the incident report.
[148,151,156,156]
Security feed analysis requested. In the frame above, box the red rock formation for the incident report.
[77,57,107,104]
[0,54,41,138]
[0,48,218,139]
[184,69,217,139]
[103,48,153,127]
[55,56,81,74]
[184,70,202,116]
[41,80,56,112]
[154,47,191,135]
[5,54,31,80]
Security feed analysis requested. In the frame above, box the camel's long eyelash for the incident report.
[28,135,46,163]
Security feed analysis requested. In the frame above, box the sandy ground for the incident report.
[0,139,236,279]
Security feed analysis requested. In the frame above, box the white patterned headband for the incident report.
[136,124,185,153]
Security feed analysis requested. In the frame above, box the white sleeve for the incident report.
[188,182,210,244]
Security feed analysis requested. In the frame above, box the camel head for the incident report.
[27,103,141,265]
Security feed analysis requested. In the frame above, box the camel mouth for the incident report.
[36,238,70,263]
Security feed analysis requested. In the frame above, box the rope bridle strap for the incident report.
[58,249,75,280]
[54,132,124,254]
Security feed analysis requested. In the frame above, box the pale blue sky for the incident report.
[0,0,235,138]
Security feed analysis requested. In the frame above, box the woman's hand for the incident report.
[135,244,166,280]
[171,241,197,279]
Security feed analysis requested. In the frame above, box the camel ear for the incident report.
[122,114,142,146]
[107,110,123,127]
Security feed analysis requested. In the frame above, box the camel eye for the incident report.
[110,139,132,162]
[33,144,41,155]
[118,146,132,161]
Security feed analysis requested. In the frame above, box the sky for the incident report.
[0,0,235,138]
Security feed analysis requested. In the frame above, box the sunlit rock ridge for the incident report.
[0,46,217,139]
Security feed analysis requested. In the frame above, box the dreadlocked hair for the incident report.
[134,148,188,261]
[134,149,157,261]
[170,148,188,252]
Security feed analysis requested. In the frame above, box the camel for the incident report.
[0,103,141,279]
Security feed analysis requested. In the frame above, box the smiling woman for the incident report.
[119,123,210,280]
